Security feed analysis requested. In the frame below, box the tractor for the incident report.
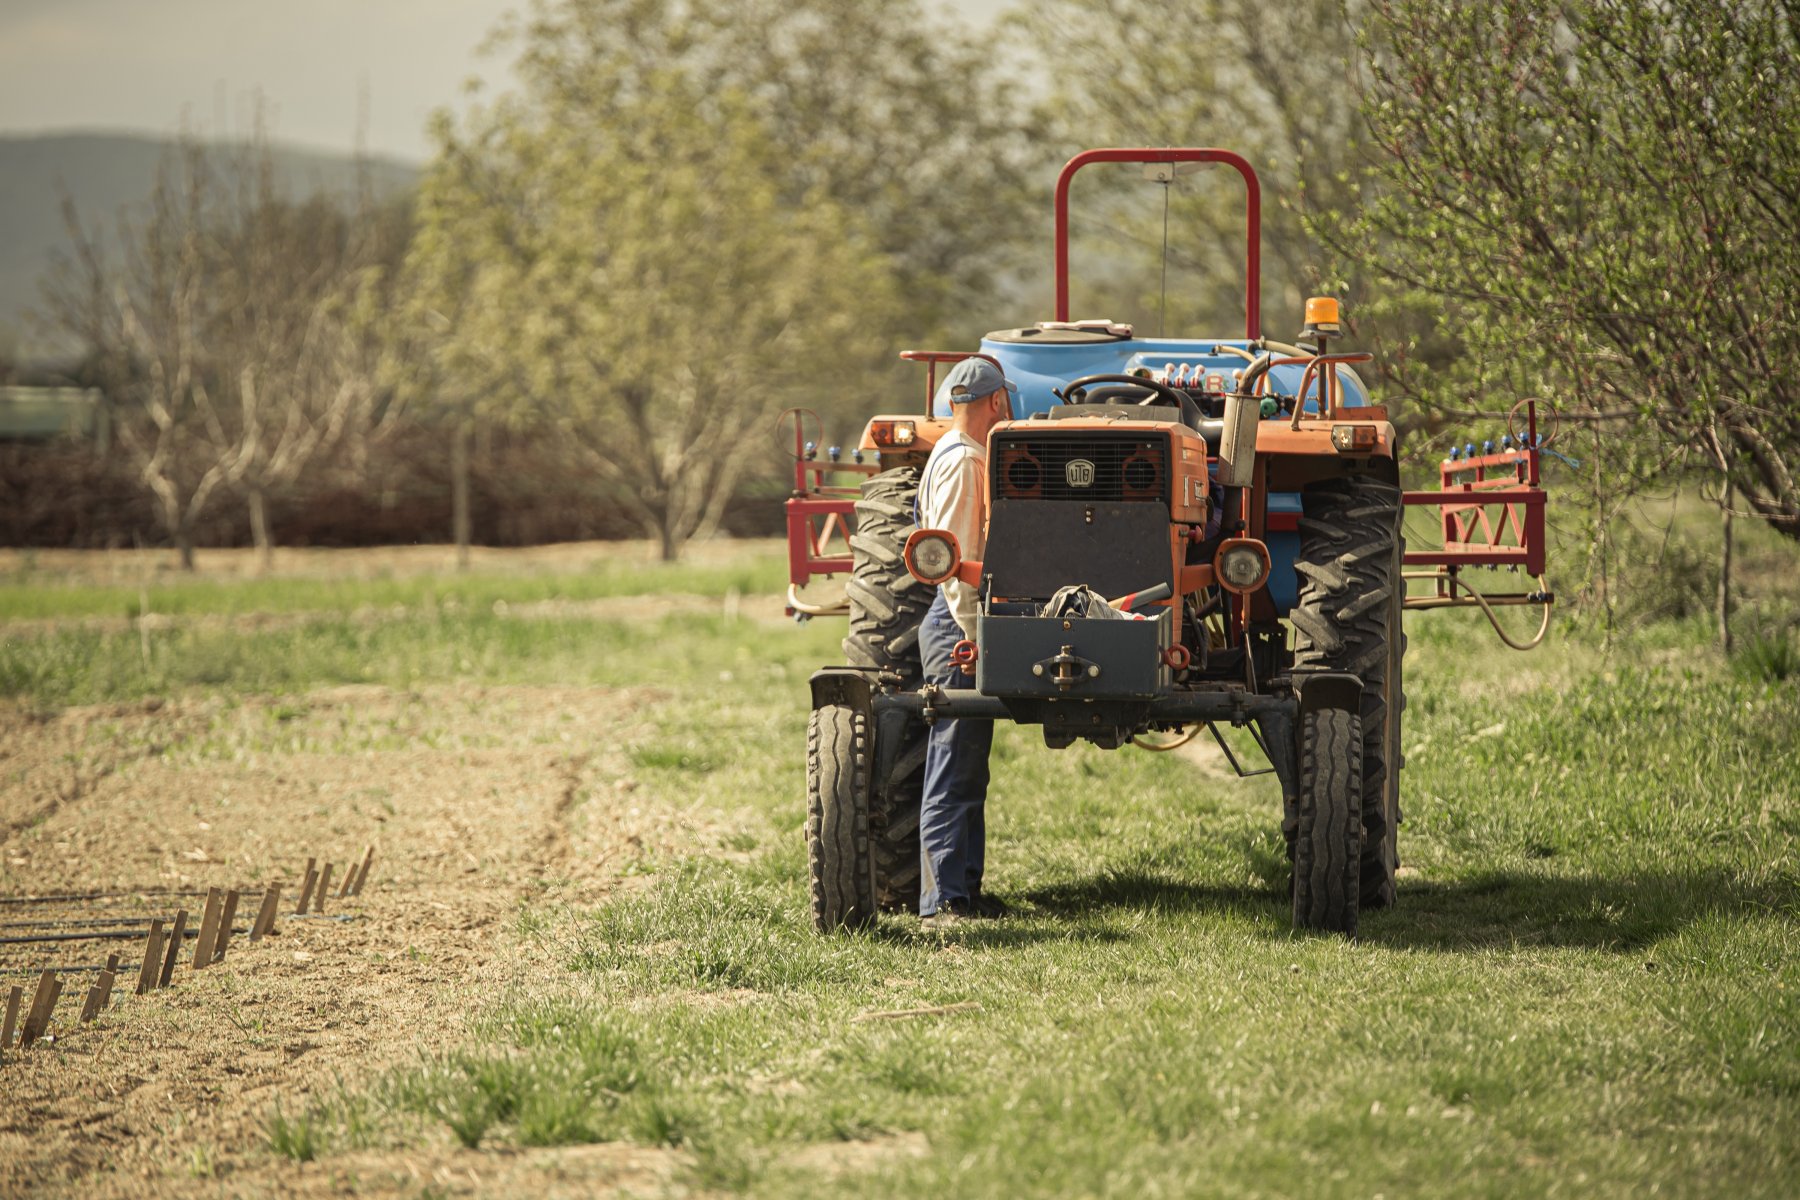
[782,148,1554,937]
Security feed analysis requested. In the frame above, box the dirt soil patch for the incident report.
[0,684,707,1198]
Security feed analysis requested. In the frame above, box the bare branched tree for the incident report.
[40,131,387,569]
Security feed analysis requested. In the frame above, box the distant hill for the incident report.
[0,132,418,357]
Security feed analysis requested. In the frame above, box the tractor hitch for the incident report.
[1035,645,1101,690]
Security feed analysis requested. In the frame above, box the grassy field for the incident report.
[4,542,1797,1197]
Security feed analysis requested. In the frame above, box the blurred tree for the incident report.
[213,158,392,568]
[407,65,894,561]
[41,133,387,569]
[1013,0,1369,333]
[492,0,1045,342]
[1351,0,1800,543]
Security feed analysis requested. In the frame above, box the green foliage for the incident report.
[1014,0,1368,335]
[1350,0,1800,541]
[403,0,1051,560]
[409,60,894,559]
[1735,622,1800,683]
[496,0,1044,340]
[263,1104,321,1162]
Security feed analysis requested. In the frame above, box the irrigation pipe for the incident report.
[786,584,848,618]
[1456,575,1553,652]
[1132,726,1201,752]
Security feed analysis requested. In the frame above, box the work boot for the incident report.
[922,898,973,927]
[968,892,1010,918]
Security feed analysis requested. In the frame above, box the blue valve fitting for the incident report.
[804,440,817,459]
[852,448,864,464]
[828,445,842,462]
[1465,442,1477,459]
[1448,445,1461,461]
[1482,439,1494,455]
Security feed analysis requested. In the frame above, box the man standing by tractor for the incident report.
[917,357,1015,922]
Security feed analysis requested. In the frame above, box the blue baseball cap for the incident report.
[935,357,1017,406]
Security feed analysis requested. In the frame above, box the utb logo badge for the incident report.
[1066,459,1096,488]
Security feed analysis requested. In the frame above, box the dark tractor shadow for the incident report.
[1358,867,1797,953]
[866,915,1134,949]
[1019,835,1797,954]
[1025,869,1275,923]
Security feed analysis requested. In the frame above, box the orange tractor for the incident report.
[784,148,1554,936]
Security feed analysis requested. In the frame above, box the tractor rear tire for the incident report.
[842,466,929,912]
[807,702,877,932]
[1290,476,1406,911]
[1292,704,1364,936]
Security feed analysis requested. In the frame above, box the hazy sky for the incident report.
[0,0,1012,163]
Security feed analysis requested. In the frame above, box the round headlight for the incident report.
[1213,538,1271,594]
[913,534,954,580]
[904,528,965,585]
[1220,548,1262,588]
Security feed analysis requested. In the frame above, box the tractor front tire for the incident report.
[1290,476,1406,911]
[843,466,929,912]
[1292,704,1364,936]
[807,702,877,932]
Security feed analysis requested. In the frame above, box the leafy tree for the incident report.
[407,64,895,561]
[491,0,1045,341]
[1013,0,1373,336]
[1350,0,1800,543]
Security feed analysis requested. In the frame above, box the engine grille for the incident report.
[992,432,1167,504]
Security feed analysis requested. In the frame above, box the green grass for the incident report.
[0,610,841,708]
[0,547,784,622]
[10,551,1798,1194]
[286,611,1800,1193]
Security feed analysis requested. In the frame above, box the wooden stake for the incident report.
[190,888,223,971]
[158,909,189,988]
[2,985,21,1050]
[214,890,241,962]
[295,858,318,913]
[20,970,62,1046]
[105,952,120,975]
[251,884,282,941]
[80,971,116,1023]
[350,846,376,896]
[313,863,333,914]
[136,918,167,995]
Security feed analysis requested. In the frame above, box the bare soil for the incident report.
[0,683,713,1197]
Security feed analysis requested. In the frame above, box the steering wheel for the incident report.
[1061,373,1202,429]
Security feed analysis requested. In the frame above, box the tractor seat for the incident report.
[1047,405,1224,453]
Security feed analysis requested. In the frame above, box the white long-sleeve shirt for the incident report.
[918,428,988,638]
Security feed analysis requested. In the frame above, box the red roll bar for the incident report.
[1053,148,1262,338]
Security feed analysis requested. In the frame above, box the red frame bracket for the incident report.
[1053,148,1262,338]
[1402,457,1547,575]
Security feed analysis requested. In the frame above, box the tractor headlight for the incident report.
[869,420,916,447]
[904,529,961,585]
[1213,538,1271,595]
